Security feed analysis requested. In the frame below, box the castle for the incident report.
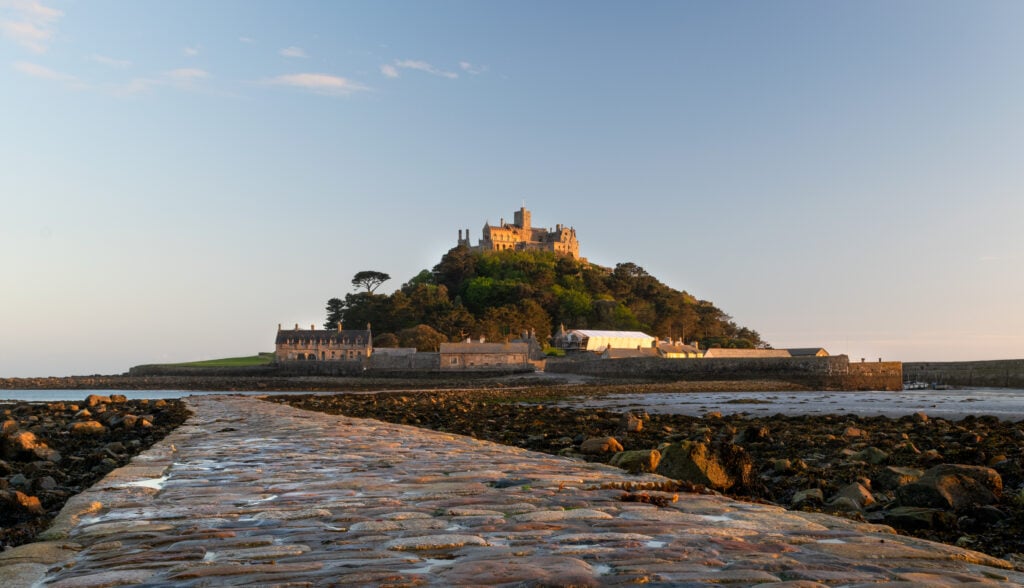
[457,206,581,259]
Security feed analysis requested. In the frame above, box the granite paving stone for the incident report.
[1,394,1022,586]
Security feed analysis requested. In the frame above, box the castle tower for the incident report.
[514,207,531,232]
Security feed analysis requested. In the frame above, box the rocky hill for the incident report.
[328,247,764,351]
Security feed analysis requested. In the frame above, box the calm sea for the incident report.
[4,388,1023,420]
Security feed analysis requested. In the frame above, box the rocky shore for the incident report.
[269,386,1024,564]
[0,395,190,548]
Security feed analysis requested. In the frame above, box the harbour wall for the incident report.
[545,355,903,391]
[903,360,1024,389]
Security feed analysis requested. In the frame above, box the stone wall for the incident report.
[544,355,903,391]
[368,353,441,371]
[904,360,1024,389]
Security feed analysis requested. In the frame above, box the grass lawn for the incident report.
[169,352,275,368]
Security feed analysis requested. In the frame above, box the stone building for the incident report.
[275,323,372,362]
[553,327,656,353]
[656,340,704,359]
[439,341,530,370]
[457,206,581,259]
[701,348,791,359]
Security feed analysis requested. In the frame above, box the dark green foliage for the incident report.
[327,249,764,348]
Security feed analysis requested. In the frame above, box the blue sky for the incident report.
[2,1,1023,377]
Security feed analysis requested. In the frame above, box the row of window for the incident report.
[281,338,365,347]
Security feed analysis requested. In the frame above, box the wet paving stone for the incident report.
[0,394,1022,587]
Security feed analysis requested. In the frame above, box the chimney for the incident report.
[311,324,315,330]
[278,323,281,331]
[294,323,299,330]
[337,321,343,331]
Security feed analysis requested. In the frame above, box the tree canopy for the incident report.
[352,270,391,293]
[325,248,765,349]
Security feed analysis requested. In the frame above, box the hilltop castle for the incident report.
[457,206,581,259]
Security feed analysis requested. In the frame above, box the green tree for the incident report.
[398,324,446,352]
[324,298,345,330]
[352,270,391,293]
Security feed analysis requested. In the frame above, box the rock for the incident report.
[883,506,949,530]
[110,394,127,403]
[830,482,874,509]
[2,431,46,460]
[913,412,929,423]
[791,488,824,507]
[734,425,771,444]
[85,394,111,407]
[853,446,889,465]
[579,437,623,455]
[896,464,1002,511]
[772,458,793,473]
[921,449,943,461]
[609,449,661,474]
[73,409,92,420]
[843,426,866,438]
[0,489,44,514]
[875,466,925,491]
[620,413,643,433]
[656,441,738,490]
[1,419,18,436]
[69,421,107,436]
[828,496,863,512]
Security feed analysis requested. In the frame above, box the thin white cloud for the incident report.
[380,63,398,78]
[459,61,487,75]
[280,46,307,58]
[239,36,255,44]
[164,68,209,81]
[14,59,75,82]
[391,59,458,79]
[117,68,211,96]
[264,72,370,96]
[0,0,63,53]
[90,53,132,68]
[183,45,200,57]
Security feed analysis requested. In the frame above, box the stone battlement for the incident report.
[457,206,581,259]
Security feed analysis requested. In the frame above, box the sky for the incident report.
[2,1,1023,377]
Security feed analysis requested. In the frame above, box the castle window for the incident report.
[450,357,459,365]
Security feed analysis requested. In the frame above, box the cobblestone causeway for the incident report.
[3,394,1024,587]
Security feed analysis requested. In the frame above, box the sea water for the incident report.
[3,388,1023,420]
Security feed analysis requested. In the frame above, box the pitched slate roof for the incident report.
[702,348,791,359]
[275,329,371,345]
[785,348,830,357]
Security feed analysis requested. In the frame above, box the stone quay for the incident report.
[1,395,1021,587]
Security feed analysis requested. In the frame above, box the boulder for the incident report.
[620,413,643,433]
[791,488,824,507]
[1,419,18,436]
[110,394,128,404]
[609,449,661,474]
[655,441,742,491]
[85,394,112,407]
[896,464,1002,511]
[830,482,874,509]
[69,421,107,436]
[882,506,952,531]
[875,466,925,491]
[0,489,44,515]
[579,437,623,455]
[843,426,866,439]
[853,447,889,465]
[2,430,46,460]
